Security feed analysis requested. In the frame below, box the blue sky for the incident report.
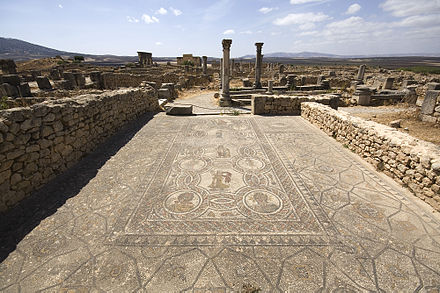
[1,0,440,57]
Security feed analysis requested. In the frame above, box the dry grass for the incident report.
[352,106,440,145]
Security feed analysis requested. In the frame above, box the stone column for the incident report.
[267,80,274,94]
[220,39,232,107]
[357,64,366,80]
[202,56,208,75]
[254,42,264,89]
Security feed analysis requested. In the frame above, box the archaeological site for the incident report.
[1,0,440,291]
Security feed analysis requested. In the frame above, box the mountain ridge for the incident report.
[1,37,440,62]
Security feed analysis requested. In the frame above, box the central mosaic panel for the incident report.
[109,118,338,246]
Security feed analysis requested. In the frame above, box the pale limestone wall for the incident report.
[100,72,210,90]
[101,72,180,89]
[301,102,440,211]
[251,94,339,115]
[0,87,159,212]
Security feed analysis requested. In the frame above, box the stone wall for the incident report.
[101,72,180,89]
[301,102,440,211]
[0,87,159,212]
[251,94,339,115]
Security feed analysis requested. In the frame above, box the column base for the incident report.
[219,95,232,107]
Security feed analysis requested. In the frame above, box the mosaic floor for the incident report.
[1,113,440,292]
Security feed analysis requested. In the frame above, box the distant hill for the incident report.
[241,51,440,59]
[0,37,141,63]
[241,51,341,59]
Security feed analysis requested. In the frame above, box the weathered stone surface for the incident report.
[421,90,439,115]
[252,94,339,115]
[0,112,439,292]
[36,76,52,90]
[2,74,20,86]
[18,82,31,97]
[427,82,440,90]
[1,83,19,97]
[0,88,159,212]
[166,105,193,115]
[389,119,401,128]
[301,102,440,211]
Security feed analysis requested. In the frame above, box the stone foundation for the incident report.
[251,94,339,115]
[0,87,159,212]
[301,102,440,211]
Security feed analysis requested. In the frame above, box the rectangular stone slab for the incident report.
[421,90,439,115]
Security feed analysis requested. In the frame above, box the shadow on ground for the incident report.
[0,112,156,262]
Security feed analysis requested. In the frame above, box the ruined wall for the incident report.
[101,72,180,89]
[0,88,159,212]
[301,102,440,211]
[251,94,339,115]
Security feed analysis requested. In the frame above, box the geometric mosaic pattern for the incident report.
[108,118,339,247]
[1,108,440,292]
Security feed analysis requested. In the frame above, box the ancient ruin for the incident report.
[1,37,440,292]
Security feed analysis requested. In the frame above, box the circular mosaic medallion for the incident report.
[179,157,208,172]
[243,190,282,214]
[164,190,202,214]
[237,157,265,171]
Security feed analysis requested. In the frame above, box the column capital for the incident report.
[255,42,264,49]
[222,39,232,50]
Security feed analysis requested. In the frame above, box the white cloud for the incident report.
[395,14,440,27]
[346,3,361,15]
[170,7,182,16]
[381,0,440,17]
[223,29,235,35]
[155,42,163,46]
[155,7,167,15]
[271,32,281,36]
[259,7,276,14]
[299,23,316,30]
[58,4,63,8]
[127,16,139,23]
[299,30,320,36]
[142,14,159,24]
[274,12,330,26]
[290,0,326,4]
[240,30,253,34]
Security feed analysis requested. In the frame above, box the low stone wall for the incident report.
[251,94,339,115]
[0,87,159,212]
[101,72,180,89]
[301,102,440,211]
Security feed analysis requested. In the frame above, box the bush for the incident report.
[74,55,85,62]
[0,96,9,110]
[183,60,194,67]
[399,66,440,74]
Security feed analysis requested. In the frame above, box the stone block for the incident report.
[242,78,252,87]
[2,74,21,86]
[36,76,52,90]
[50,69,61,80]
[55,79,74,90]
[18,83,31,97]
[0,59,17,74]
[158,88,172,100]
[166,105,193,115]
[73,73,85,88]
[1,83,19,97]
[421,90,439,115]
[89,71,101,82]
[383,77,394,90]
[427,83,440,90]
[402,80,417,88]
[63,72,77,87]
